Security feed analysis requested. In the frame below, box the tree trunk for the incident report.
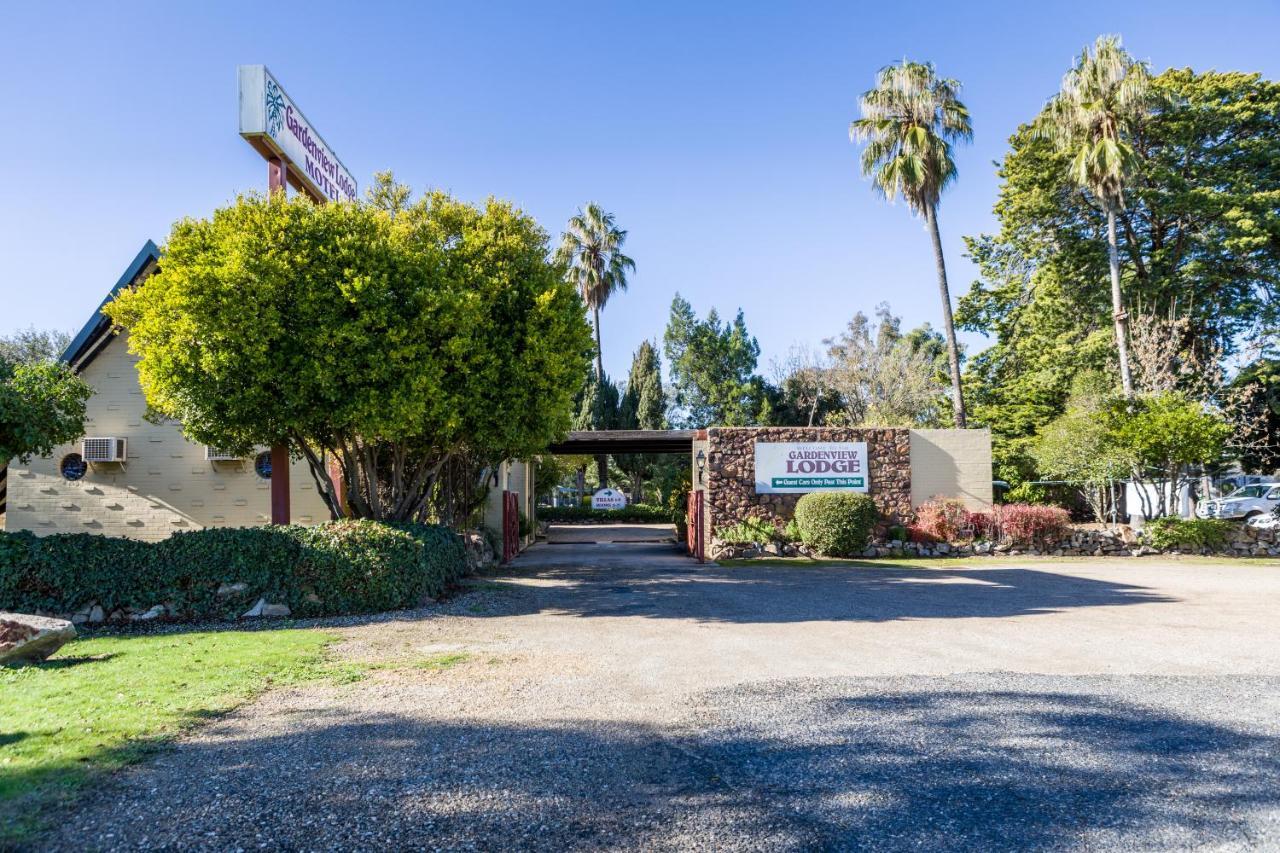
[592,304,608,488]
[576,466,586,505]
[925,205,967,428]
[1107,210,1135,397]
[592,304,605,387]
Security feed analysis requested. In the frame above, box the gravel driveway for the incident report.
[40,542,1280,851]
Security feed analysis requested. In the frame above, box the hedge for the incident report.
[0,520,467,622]
[1140,517,1234,552]
[793,492,878,557]
[537,504,673,524]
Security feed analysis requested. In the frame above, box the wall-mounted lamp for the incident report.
[695,449,706,484]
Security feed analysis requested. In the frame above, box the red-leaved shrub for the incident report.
[914,499,975,542]
[992,504,1071,547]
[906,524,940,544]
[968,512,993,539]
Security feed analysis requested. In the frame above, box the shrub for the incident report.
[1140,517,1234,552]
[992,503,1071,547]
[0,520,467,622]
[905,524,939,544]
[715,517,779,545]
[793,493,878,557]
[885,524,909,543]
[538,504,671,524]
[781,517,803,544]
[914,499,974,542]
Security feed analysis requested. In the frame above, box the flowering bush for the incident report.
[992,504,1071,547]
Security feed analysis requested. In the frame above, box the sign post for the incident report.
[239,65,356,523]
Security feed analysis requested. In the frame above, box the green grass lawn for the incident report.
[0,627,337,845]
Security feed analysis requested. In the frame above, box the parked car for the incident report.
[1197,483,1280,521]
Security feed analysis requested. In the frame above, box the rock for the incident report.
[862,548,878,558]
[131,605,166,622]
[260,603,291,618]
[88,604,105,623]
[242,598,267,618]
[0,613,77,665]
[216,582,248,597]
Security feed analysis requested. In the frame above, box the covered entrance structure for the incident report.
[534,429,704,561]
[546,429,696,456]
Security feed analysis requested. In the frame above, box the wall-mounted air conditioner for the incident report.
[82,437,127,463]
[205,447,242,462]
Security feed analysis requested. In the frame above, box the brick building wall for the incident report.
[4,331,331,541]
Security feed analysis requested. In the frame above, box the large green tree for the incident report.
[0,357,91,464]
[960,67,1280,484]
[824,304,950,427]
[850,59,972,428]
[663,294,769,428]
[616,340,668,502]
[108,185,592,522]
[0,327,72,364]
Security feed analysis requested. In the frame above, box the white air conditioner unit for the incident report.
[82,437,127,463]
[205,446,243,462]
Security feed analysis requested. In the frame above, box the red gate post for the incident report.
[267,156,291,525]
[502,490,520,563]
[686,490,705,563]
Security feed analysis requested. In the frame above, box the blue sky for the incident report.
[3,1,1278,381]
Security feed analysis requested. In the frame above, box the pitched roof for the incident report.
[60,241,160,371]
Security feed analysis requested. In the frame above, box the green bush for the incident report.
[793,493,879,557]
[1140,517,1235,552]
[715,517,779,545]
[538,504,671,524]
[0,520,467,622]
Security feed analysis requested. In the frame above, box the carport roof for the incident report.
[546,430,696,455]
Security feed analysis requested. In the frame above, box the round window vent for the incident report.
[60,453,88,481]
[254,450,273,480]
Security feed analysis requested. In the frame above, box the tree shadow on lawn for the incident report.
[485,559,1176,624]
[32,678,1280,851]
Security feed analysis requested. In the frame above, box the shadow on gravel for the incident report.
[488,559,1174,624]
[40,680,1280,851]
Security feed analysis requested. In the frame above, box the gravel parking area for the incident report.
[40,544,1280,851]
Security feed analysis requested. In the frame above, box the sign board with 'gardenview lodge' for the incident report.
[238,65,357,203]
[753,442,869,494]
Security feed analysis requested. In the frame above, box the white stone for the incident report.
[216,582,249,597]
[131,605,166,622]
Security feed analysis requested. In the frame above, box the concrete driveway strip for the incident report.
[41,541,1280,851]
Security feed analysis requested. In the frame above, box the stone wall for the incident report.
[706,427,912,537]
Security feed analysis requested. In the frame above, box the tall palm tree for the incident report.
[1036,35,1153,398]
[555,204,636,384]
[556,204,635,488]
[851,60,972,428]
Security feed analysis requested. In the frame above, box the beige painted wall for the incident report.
[3,331,330,541]
[908,428,994,511]
[482,459,536,535]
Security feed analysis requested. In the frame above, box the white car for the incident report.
[1196,484,1280,522]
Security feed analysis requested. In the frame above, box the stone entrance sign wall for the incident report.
[704,427,913,537]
